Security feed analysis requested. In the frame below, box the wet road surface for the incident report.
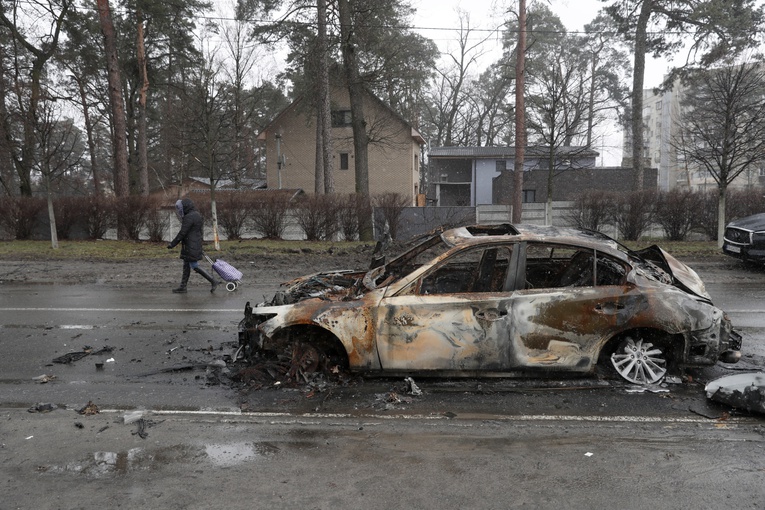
[1,260,765,509]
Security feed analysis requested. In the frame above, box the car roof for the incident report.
[441,224,627,259]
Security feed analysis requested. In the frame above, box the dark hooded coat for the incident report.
[168,198,204,261]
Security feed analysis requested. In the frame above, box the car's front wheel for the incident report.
[609,336,668,385]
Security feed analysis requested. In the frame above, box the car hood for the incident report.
[634,245,711,301]
[266,269,369,305]
[727,212,765,232]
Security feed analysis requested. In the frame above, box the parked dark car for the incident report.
[723,213,765,262]
[239,224,742,386]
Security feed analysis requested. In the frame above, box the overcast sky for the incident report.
[411,0,669,88]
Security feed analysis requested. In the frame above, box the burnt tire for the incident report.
[608,335,668,385]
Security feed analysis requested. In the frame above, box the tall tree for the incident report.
[58,7,110,195]
[35,100,84,249]
[338,0,371,238]
[673,60,765,245]
[135,6,149,196]
[315,0,332,194]
[604,0,765,189]
[582,14,631,150]
[512,0,526,223]
[96,0,130,204]
[526,44,590,225]
[0,0,72,196]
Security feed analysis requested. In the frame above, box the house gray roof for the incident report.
[188,177,267,189]
[428,146,599,159]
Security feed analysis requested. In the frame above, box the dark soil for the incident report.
[0,246,375,288]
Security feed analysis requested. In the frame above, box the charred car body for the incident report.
[723,213,765,263]
[239,224,741,385]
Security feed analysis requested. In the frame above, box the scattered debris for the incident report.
[625,384,670,394]
[32,374,56,384]
[28,403,58,413]
[122,410,145,424]
[52,346,114,364]
[131,418,163,439]
[705,372,765,415]
[74,422,84,429]
[404,377,423,396]
[77,401,100,415]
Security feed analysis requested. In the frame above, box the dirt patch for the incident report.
[0,246,375,288]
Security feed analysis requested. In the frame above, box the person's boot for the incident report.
[173,264,190,293]
[194,267,220,293]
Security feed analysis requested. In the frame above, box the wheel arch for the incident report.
[269,324,350,370]
[599,327,685,370]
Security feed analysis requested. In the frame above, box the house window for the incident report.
[339,152,349,170]
[495,160,507,172]
[522,190,536,203]
[331,110,352,127]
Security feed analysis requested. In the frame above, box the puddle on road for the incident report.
[204,442,278,467]
[42,442,279,477]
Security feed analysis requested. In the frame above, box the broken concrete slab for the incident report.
[704,372,765,415]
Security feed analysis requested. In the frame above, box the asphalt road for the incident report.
[1,260,765,509]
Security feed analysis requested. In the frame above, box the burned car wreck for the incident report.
[239,224,741,385]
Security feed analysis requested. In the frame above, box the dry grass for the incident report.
[0,239,375,261]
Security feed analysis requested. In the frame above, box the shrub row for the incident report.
[4,188,757,242]
[569,188,764,241]
[0,192,409,242]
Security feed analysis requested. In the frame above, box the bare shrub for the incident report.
[53,196,85,239]
[84,195,115,239]
[145,198,170,242]
[693,188,763,241]
[373,192,409,240]
[727,188,764,221]
[113,195,151,240]
[0,196,45,239]
[217,193,250,240]
[609,190,656,241]
[567,190,613,232]
[694,191,720,241]
[251,193,290,239]
[655,189,700,241]
[293,194,338,241]
[336,194,363,241]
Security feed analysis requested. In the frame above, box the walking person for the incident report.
[167,198,220,293]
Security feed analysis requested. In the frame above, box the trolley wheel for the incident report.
[226,281,238,292]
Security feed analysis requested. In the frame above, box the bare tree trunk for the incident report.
[96,0,129,196]
[45,172,59,249]
[318,0,334,194]
[136,8,150,196]
[512,0,526,223]
[75,77,101,195]
[631,0,651,190]
[97,0,130,238]
[717,185,726,248]
[314,111,324,194]
[339,0,372,239]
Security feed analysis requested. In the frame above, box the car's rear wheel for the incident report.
[609,336,668,385]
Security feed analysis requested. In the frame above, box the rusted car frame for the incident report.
[239,224,741,385]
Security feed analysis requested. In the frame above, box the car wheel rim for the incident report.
[610,337,667,385]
